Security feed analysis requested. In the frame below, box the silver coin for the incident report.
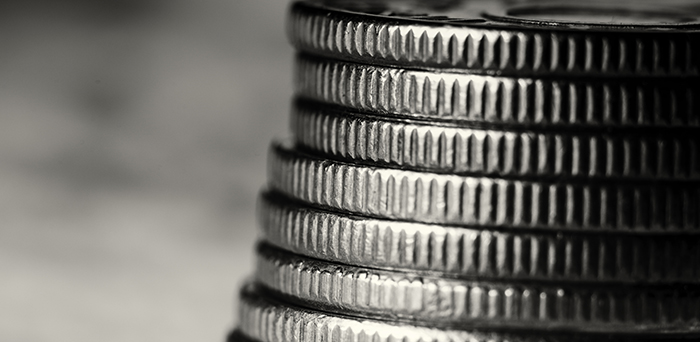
[237,282,700,341]
[268,141,700,232]
[232,2,700,340]
[255,243,700,333]
[292,100,700,180]
[289,1,700,77]
[258,192,700,283]
[295,55,700,127]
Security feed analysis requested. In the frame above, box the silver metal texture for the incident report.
[255,243,700,333]
[295,55,700,127]
[292,100,700,180]
[258,193,700,283]
[231,1,700,340]
[237,282,700,341]
[268,142,700,232]
[289,1,700,77]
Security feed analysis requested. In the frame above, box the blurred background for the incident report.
[0,1,291,341]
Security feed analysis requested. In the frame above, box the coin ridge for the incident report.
[255,243,700,333]
[268,142,700,232]
[238,283,700,341]
[292,101,700,180]
[295,55,700,127]
[290,2,700,78]
[259,192,700,283]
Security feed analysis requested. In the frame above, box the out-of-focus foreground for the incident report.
[0,1,290,341]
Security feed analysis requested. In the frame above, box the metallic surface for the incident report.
[258,193,700,282]
[255,243,700,332]
[269,142,700,232]
[292,101,700,179]
[237,283,699,342]
[231,0,700,340]
[295,56,700,126]
[289,1,700,77]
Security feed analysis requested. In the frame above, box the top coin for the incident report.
[289,0,700,77]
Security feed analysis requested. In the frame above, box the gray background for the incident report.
[0,1,290,341]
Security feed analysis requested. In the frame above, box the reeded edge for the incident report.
[255,243,700,333]
[238,283,700,341]
[268,141,700,232]
[292,100,700,180]
[258,192,700,283]
[295,55,700,127]
[290,1,700,78]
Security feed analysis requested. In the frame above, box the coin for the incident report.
[268,142,700,232]
[259,192,700,283]
[289,1,700,77]
[231,1,700,340]
[237,282,700,342]
[295,55,700,126]
[292,100,700,179]
[255,242,700,333]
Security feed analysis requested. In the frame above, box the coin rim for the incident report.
[295,55,700,127]
[259,192,700,282]
[238,282,700,341]
[292,100,700,180]
[268,142,700,232]
[255,244,700,333]
[290,2,700,77]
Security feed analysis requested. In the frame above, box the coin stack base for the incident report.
[229,0,700,341]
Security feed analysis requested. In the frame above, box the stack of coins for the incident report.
[230,0,700,341]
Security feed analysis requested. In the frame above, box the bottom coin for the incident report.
[236,283,700,342]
